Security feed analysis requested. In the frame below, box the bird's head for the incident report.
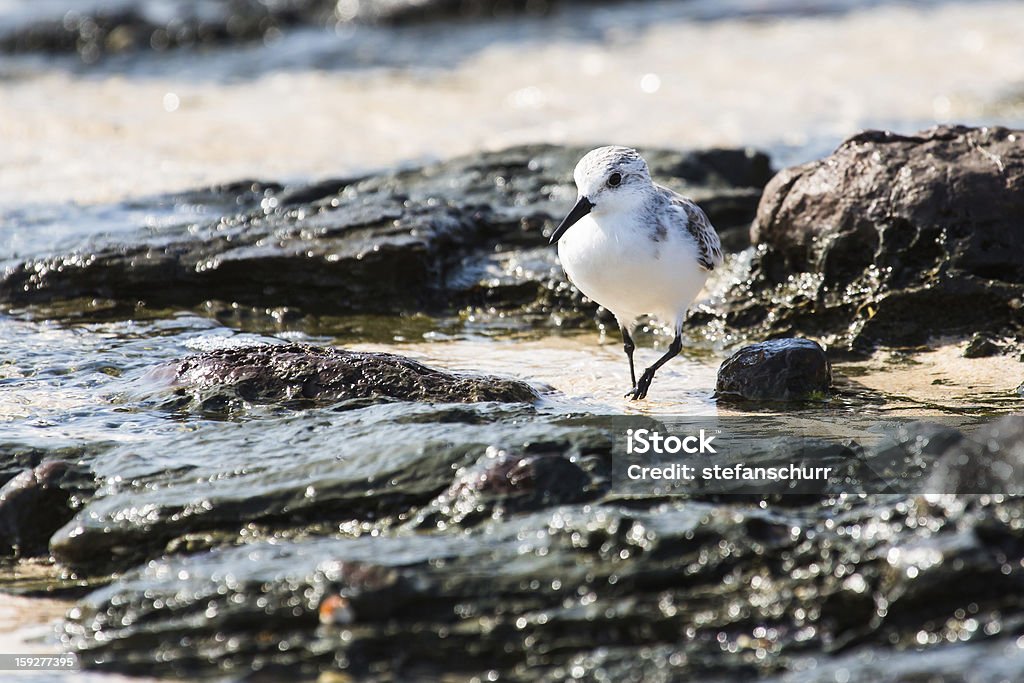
[549,146,653,244]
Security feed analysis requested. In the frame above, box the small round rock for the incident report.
[716,338,832,401]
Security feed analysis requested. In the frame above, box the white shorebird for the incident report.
[549,146,723,400]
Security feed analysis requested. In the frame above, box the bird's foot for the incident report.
[629,371,655,401]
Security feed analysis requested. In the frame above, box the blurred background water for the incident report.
[2,0,1023,207]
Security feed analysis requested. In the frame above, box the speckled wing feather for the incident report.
[658,186,723,271]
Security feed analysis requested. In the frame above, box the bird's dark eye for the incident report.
[607,172,622,187]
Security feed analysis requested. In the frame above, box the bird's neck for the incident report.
[592,196,657,229]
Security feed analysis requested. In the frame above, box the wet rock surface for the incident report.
[715,338,832,401]
[170,342,538,410]
[38,405,1024,681]
[5,127,1024,682]
[928,415,1024,493]
[0,460,95,558]
[412,447,598,528]
[0,144,771,330]
[47,406,606,573]
[60,488,1024,681]
[718,125,1024,351]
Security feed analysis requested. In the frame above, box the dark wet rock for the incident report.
[0,447,48,490]
[0,443,106,489]
[757,640,1024,683]
[35,405,1024,680]
[48,406,602,573]
[170,342,538,410]
[0,144,771,331]
[413,448,597,528]
[0,460,95,558]
[715,338,831,401]
[963,332,1005,358]
[318,561,412,624]
[927,415,1024,493]
[60,491,1024,681]
[718,125,1024,351]
[343,0,633,26]
[162,530,241,557]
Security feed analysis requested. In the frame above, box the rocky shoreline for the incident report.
[46,415,1024,680]
[0,144,771,334]
[4,127,1021,356]
[718,125,1024,353]
[2,125,1023,680]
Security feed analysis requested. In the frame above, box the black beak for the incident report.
[549,196,594,245]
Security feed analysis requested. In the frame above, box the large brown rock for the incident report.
[171,343,538,411]
[722,125,1024,351]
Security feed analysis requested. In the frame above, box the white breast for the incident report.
[557,211,709,329]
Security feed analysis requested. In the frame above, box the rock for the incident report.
[318,561,412,625]
[61,492,1024,680]
[0,449,47,491]
[170,343,538,410]
[0,443,107,490]
[0,145,771,331]
[412,448,596,528]
[48,404,601,573]
[715,338,831,401]
[721,125,1024,350]
[962,332,1005,358]
[927,415,1024,493]
[0,461,95,558]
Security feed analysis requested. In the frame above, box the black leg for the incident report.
[620,324,637,390]
[630,333,682,401]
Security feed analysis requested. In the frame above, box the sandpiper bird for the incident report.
[549,146,722,400]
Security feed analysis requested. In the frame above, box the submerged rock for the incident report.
[0,145,771,331]
[715,338,831,401]
[170,342,538,409]
[720,125,1024,350]
[0,460,94,558]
